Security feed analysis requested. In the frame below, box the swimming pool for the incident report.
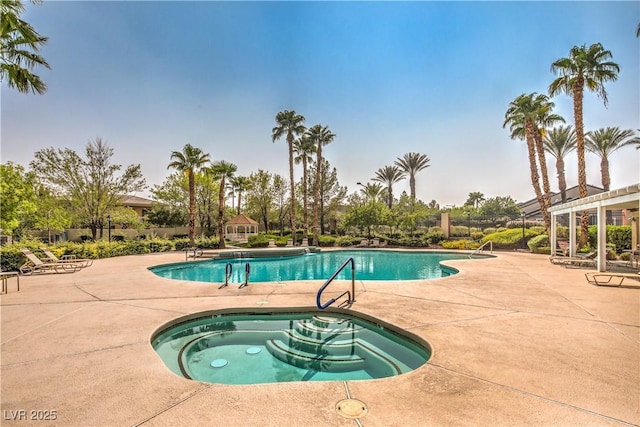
[150,250,470,283]
[152,308,431,385]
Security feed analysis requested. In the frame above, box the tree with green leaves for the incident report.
[168,144,210,247]
[479,196,521,225]
[272,110,306,241]
[209,160,237,249]
[31,138,146,240]
[149,172,189,227]
[373,165,405,208]
[0,0,50,94]
[293,136,316,238]
[543,125,576,203]
[306,124,336,245]
[229,176,251,215]
[504,93,564,234]
[394,152,430,203]
[549,43,619,246]
[358,182,385,203]
[464,192,485,209]
[0,161,37,236]
[585,127,639,191]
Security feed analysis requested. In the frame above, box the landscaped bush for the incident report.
[481,228,540,250]
[247,234,275,248]
[315,235,337,247]
[483,227,496,235]
[425,228,445,244]
[336,236,361,247]
[588,225,631,251]
[527,234,550,254]
[441,239,481,250]
[449,225,470,237]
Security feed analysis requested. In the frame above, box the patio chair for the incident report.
[40,247,93,268]
[585,272,640,287]
[550,250,597,267]
[19,249,82,275]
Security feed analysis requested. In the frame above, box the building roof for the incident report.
[518,184,605,218]
[226,214,258,225]
[120,195,154,208]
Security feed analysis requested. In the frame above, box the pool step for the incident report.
[282,330,361,356]
[266,339,366,372]
[295,319,363,341]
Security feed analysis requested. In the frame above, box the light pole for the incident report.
[521,212,526,249]
[107,215,112,242]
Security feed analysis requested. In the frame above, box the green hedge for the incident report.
[587,225,631,251]
[527,234,550,254]
[482,228,540,250]
[441,239,481,250]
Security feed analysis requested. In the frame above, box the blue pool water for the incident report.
[150,250,469,283]
[152,310,431,385]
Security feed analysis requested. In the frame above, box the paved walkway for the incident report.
[1,250,638,426]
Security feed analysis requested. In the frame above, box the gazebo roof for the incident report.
[226,214,258,226]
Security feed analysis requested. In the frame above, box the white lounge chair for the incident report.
[585,272,640,287]
[40,247,93,268]
[19,249,81,275]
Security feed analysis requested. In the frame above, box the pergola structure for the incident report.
[225,214,259,242]
[548,183,639,272]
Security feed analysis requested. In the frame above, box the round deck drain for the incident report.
[336,398,367,419]
[210,359,228,368]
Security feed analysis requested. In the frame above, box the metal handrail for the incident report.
[469,240,493,258]
[316,257,355,310]
[239,262,250,289]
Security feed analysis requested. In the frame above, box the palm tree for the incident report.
[359,182,385,203]
[210,160,237,249]
[585,127,639,191]
[464,192,485,208]
[543,125,576,203]
[293,136,316,238]
[306,124,336,246]
[230,176,251,215]
[373,165,405,208]
[272,110,306,241]
[168,144,210,247]
[504,93,564,234]
[549,42,619,246]
[394,152,430,203]
[0,0,50,94]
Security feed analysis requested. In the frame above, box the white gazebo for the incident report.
[225,214,259,242]
[548,183,640,272]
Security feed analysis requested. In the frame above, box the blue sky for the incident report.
[2,1,639,206]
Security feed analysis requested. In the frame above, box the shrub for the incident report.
[527,234,549,253]
[247,234,274,248]
[336,236,360,247]
[482,228,540,250]
[587,225,631,251]
[315,235,337,247]
[441,239,481,250]
[449,226,470,237]
[425,229,445,244]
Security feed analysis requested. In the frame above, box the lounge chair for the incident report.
[585,272,640,287]
[40,247,93,268]
[19,249,81,275]
[550,250,598,267]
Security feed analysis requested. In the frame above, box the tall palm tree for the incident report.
[543,125,576,203]
[504,93,564,234]
[585,127,639,191]
[209,160,237,249]
[168,144,210,247]
[230,176,251,215]
[272,110,306,241]
[0,0,50,94]
[306,124,336,245]
[359,182,385,203]
[549,42,619,246]
[293,136,316,238]
[373,165,405,208]
[464,192,486,208]
[394,152,430,203]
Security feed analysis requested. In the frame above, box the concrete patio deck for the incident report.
[1,250,638,426]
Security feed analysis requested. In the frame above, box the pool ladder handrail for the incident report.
[219,262,233,289]
[316,257,355,310]
[469,240,493,258]
[239,262,250,289]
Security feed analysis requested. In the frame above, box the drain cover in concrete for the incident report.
[336,398,367,419]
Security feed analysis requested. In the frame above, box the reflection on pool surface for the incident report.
[150,250,470,282]
[152,309,431,385]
